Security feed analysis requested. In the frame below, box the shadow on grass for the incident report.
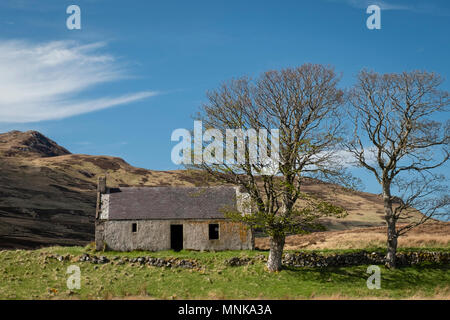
[281,263,450,290]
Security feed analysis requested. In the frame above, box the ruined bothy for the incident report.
[95,177,254,251]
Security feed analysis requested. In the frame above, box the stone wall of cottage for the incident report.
[95,219,254,252]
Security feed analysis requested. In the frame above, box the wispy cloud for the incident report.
[0,40,157,123]
[332,148,377,166]
[305,148,377,169]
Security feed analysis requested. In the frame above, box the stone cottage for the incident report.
[95,177,254,252]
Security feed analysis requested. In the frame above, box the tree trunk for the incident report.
[386,221,398,269]
[383,184,398,269]
[267,234,285,272]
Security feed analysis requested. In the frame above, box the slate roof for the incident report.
[106,186,238,220]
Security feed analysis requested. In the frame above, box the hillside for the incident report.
[0,130,427,249]
[255,223,450,250]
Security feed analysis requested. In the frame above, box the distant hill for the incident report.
[0,130,425,249]
[0,130,71,158]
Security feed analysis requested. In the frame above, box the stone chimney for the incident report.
[95,176,107,219]
[98,176,106,194]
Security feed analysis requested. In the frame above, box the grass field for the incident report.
[0,246,449,300]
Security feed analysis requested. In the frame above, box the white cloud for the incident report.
[304,148,378,169]
[0,40,157,123]
[332,148,377,166]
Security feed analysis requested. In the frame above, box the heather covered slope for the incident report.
[0,130,426,249]
[0,131,214,249]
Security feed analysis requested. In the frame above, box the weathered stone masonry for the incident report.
[95,177,254,252]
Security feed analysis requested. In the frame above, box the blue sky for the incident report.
[0,0,449,196]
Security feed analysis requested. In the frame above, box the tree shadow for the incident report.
[281,263,449,290]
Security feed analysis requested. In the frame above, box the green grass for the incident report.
[0,246,448,300]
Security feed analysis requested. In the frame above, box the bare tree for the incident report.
[346,70,450,268]
[192,64,352,272]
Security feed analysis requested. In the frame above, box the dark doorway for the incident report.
[170,225,183,251]
[209,224,219,240]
